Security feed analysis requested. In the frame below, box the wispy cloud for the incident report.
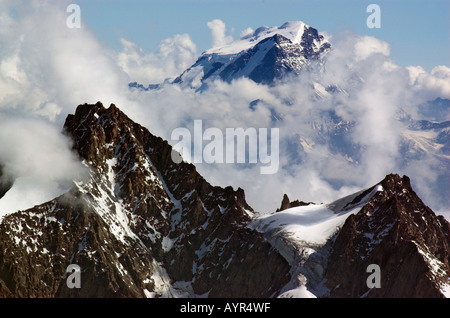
[117,34,197,84]
[0,117,87,215]
[207,19,234,48]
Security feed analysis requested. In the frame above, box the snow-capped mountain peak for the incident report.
[171,20,330,88]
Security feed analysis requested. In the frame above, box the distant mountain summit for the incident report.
[174,21,330,88]
[130,21,330,90]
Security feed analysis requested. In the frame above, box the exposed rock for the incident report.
[325,174,450,298]
[1,103,448,298]
[0,102,290,298]
[0,166,13,200]
[0,194,154,298]
[276,193,314,212]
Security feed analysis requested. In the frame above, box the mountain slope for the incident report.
[325,174,450,298]
[0,102,290,297]
[252,174,450,298]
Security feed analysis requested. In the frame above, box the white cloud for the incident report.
[117,34,197,84]
[0,0,136,123]
[0,118,88,216]
[407,65,450,101]
[207,19,234,48]
[354,35,390,61]
[240,27,254,39]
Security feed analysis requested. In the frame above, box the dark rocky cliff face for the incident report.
[0,166,13,201]
[0,195,155,298]
[276,193,314,212]
[325,174,450,298]
[0,102,290,298]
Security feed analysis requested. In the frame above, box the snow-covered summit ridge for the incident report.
[172,20,330,88]
[206,21,310,55]
[248,182,384,297]
[251,183,383,247]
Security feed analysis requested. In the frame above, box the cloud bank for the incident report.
[207,19,234,48]
[0,3,448,220]
[117,34,197,84]
[0,117,87,216]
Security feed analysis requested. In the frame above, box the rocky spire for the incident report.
[276,193,314,212]
[325,174,450,297]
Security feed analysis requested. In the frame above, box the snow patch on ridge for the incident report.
[250,184,383,297]
[414,240,450,297]
[207,21,307,55]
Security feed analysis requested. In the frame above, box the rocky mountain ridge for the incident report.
[0,103,448,298]
[0,102,290,297]
[325,174,450,297]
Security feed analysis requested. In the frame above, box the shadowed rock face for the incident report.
[0,166,13,200]
[0,196,155,298]
[0,102,290,298]
[276,193,314,212]
[325,174,450,298]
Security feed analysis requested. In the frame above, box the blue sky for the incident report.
[76,0,449,71]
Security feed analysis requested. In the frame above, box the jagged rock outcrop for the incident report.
[325,174,450,298]
[0,102,290,298]
[0,194,155,297]
[0,166,13,200]
[276,194,313,212]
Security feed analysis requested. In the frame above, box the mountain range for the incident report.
[0,102,448,298]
